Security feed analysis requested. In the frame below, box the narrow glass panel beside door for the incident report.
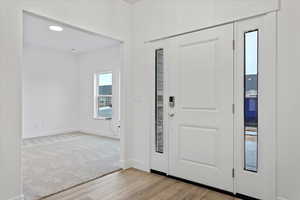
[155,49,164,153]
[244,30,258,172]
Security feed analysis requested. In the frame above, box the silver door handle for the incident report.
[169,113,175,117]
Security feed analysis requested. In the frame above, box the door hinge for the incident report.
[233,40,235,50]
[232,168,235,178]
[232,104,235,114]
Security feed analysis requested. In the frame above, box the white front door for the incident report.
[167,24,235,192]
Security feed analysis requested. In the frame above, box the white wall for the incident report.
[130,0,299,200]
[0,1,22,200]
[22,44,122,139]
[132,0,279,42]
[277,1,300,200]
[0,0,132,199]
[79,46,122,138]
[22,45,80,138]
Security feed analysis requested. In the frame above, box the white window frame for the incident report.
[94,71,113,120]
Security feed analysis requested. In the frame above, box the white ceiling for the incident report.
[123,0,141,4]
[23,13,121,54]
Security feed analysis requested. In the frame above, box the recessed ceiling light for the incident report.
[49,25,63,32]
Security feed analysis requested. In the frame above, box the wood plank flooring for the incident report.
[42,168,241,200]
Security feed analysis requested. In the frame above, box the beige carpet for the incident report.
[22,132,120,200]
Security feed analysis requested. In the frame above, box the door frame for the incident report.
[148,12,277,200]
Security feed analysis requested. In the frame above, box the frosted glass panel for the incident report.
[155,49,164,153]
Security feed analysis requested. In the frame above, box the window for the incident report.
[244,30,258,172]
[155,49,164,153]
[94,72,113,119]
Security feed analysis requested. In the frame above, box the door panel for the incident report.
[179,38,217,110]
[168,24,234,192]
[179,126,218,167]
[235,14,276,199]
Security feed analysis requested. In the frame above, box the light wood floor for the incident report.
[43,168,242,200]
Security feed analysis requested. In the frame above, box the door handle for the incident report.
[169,96,175,108]
[169,113,175,117]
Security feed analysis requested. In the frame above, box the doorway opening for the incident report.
[22,12,124,200]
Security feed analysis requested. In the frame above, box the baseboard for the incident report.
[125,159,149,172]
[23,128,79,139]
[23,128,121,140]
[8,194,24,200]
[120,159,132,169]
[80,128,120,140]
[277,197,288,200]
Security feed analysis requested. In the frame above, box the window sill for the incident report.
[93,117,112,121]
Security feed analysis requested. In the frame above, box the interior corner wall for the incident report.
[22,45,80,139]
[0,1,22,200]
[22,44,122,140]
[78,46,122,138]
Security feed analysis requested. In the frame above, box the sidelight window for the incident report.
[244,30,259,172]
[155,49,164,153]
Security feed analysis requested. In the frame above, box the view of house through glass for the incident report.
[244,30,258,172]
[95,72,113,119]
